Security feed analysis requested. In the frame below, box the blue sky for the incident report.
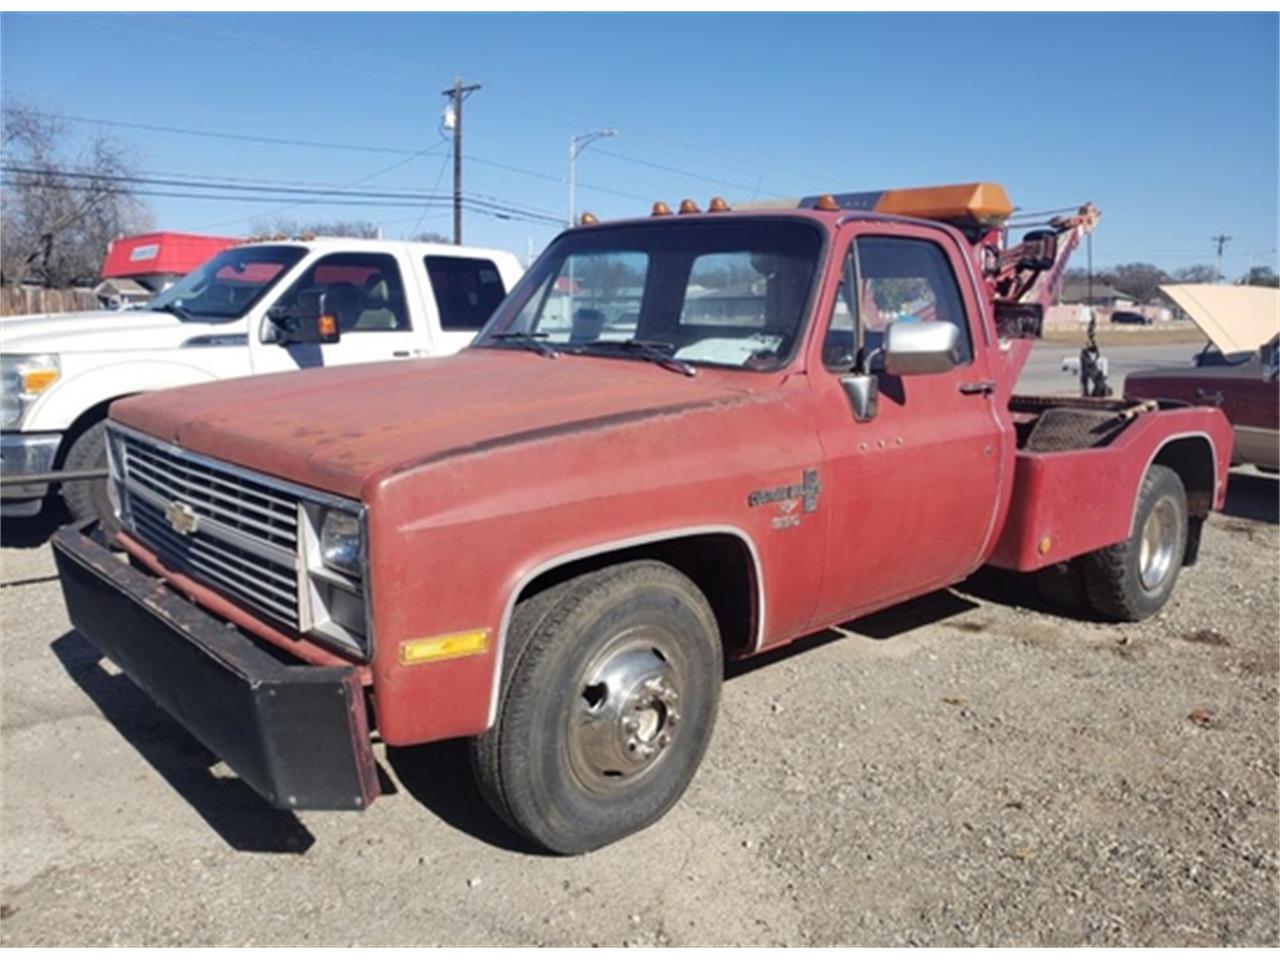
[2,12,1277,276]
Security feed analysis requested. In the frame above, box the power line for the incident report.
[18,108,652,206]
[592,147,776,197]
[1,165,551,217]
[113,14,832,190]
[19,109,424,156]
[2,164,559,222]
[0,179,564,226]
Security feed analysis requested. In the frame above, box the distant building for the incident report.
[1058,280,1138,308]
[95,232,238,307]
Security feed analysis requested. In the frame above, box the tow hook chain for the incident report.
[1079,310,1113,398]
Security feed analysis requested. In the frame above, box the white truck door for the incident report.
[419,252,515,354]
[250,248,426,373]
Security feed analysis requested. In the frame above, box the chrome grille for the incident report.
[119,431,301,630]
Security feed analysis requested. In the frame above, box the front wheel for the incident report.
[61,421,120,538]
[1082,465,1188,621]
[470,560,722,854]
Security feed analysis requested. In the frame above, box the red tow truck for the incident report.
[53,183,1233,853]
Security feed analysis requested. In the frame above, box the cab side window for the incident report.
[425,256,507,331]
[276,253,409,333]
[824,237,972,371]
[855,237,971,364]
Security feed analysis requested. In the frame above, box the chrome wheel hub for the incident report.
[1139,496,1179,590]
[569,635,683,789]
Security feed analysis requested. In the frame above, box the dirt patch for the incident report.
[1183,629,1231,647]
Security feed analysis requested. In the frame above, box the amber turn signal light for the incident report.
[318,314,339,340]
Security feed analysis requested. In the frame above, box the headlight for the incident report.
[1,353,60,429]
[319,508,363,577]
[301,503,370,659]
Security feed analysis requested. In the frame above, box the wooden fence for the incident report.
[0,287,99,317]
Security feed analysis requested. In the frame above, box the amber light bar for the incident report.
[799,182,1014,228]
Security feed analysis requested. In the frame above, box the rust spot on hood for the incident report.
[383,394,750,479]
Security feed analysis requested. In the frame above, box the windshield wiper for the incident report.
[489,331,559,358]
[153,302,194,321]
[576,339,697,377]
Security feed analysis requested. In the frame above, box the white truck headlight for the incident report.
[1,353,60,429]
[319,508,363,577]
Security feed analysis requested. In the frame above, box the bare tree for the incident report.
[1172,264,1218,283]
[251,217,381,239]
[408,230,450,244]
[1,99,152,287]
[1240,266,1279,288]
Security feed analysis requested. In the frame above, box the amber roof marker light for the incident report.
[678,199,701,215]
[708,196,731,213]
[578,211,599,226]
[814,194,840,212]
[651,201,673,217]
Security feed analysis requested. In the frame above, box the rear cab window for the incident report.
[425,256,508,331]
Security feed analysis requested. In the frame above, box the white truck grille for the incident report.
[118,431,302,630]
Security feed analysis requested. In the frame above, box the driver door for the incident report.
[250,250,425,373]
[809,223,1008,627]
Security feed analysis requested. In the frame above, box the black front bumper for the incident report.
[52,523,380,811]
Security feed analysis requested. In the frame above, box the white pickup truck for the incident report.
[1,237,524,522]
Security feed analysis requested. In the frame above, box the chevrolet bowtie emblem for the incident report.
[165,500,199,536]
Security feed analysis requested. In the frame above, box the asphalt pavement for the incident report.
[1016,341,1193,396]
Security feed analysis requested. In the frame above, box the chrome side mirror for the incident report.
[882,320,962,376]
[839,373,879,422]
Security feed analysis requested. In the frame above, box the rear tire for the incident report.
[61,421,119,538]
[1082,465,1187,621]
[470,560,722,854]
[1035,559,1088,614]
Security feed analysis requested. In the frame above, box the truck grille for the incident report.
[118,432,301,630]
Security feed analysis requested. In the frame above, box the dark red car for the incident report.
[1126,285,1278,473]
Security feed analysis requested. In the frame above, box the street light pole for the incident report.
[568,128,616,227]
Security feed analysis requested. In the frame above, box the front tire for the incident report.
[61,421,119,537]
[1082,465,1188,621]
[471,560,722,854]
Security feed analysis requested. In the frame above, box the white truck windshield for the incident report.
[148,245,306,321]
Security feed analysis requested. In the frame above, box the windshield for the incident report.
[148,245,306,321]
[476,218,824,371]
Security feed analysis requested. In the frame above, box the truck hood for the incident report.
[1159,284,1280,355]
[0,309,239,354]
[110,349,754,499]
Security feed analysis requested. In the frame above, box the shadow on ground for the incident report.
[0,501,68,550]
[1222,470,1278,524]
[385,740,544,856]
[50,630,318,855]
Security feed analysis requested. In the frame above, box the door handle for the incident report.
[392,350,411,358]
[1194,388,1224,406]
[958,380,997,396]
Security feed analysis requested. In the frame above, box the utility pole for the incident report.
[1210,234,1232,283]
[568,128,616,227]
[442,75,481,245]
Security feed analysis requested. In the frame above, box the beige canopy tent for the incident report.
[1159,284,1280,355]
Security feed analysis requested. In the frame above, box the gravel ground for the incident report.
[1,472,1276,947]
